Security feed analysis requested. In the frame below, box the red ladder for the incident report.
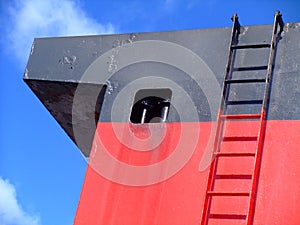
[200,11,284,225]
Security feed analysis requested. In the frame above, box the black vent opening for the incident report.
[130,89,172,124]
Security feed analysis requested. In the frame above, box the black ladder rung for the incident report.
[225,78,266,84]
[209,213,247,220]
[220,114,261,120]
[207,191,250,196]
[231,43,271,49]
[232,65,268,71]
[215,174,252,179]
[214,152,256,157]
[227,100,263,105]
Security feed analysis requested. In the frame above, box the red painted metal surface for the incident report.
[74,120,300,225]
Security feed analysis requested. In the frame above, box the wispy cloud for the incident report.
[164,0,176,11]
[2,0,115,65]
[0,177,40,225]
[186,0,197,10]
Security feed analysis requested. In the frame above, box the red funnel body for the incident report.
[74,121,300,225]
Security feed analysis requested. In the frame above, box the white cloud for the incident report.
[4,0,115,65]
[0,177,40,225]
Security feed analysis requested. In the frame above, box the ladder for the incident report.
[200,11,284,225]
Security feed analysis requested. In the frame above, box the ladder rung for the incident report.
[215,174,252,179]
[207,191,250,196]
[214,152,256,157]
[220,114,261,120]
[227,100,263,105]
[225,78,266,84]
[223,136,258,141]
[233,65,268,71]
[231,43,271,49]
[209,213,247,219]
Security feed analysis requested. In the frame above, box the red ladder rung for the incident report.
[220,114,261,120]
[207,191,250,196]
[222,136,258,141]
[209,213,247,220]
[215,174,252,179]
[214,152,256,157]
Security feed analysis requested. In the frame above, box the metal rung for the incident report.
[223,136,258,141]
[225,78,266,84]
[214,152,256,157]
[232,66,268,71]
[209,213,247,220]
[231,43,271,49]
[215,174,252,179]
[220,114,261,120]
[227,100,263,105]
[207,191,250,196]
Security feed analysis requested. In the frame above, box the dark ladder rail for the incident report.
[200,11,284,225]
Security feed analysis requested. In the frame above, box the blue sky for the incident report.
[0,0,299,225]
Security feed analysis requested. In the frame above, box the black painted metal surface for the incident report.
[24,22,300,156]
